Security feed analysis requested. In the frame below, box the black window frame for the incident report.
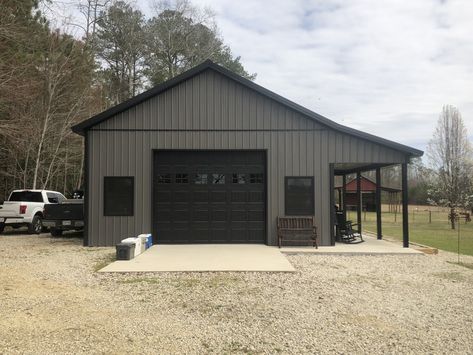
[104,176,134,216]
[284,176,315,216]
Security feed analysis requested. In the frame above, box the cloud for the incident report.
[179,0,473,151]
[48,0,473,152]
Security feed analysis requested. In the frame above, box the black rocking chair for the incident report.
[335,211,364,244]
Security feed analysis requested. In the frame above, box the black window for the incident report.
[9,191,43,202]
[104,177,134,216]
[285,177,314,215]
[47,192,65,203]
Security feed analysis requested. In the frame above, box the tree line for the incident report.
[367,105,472,229]
[0,0,254,200]
[1,1,471,230]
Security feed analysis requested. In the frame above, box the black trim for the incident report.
[91,128,326,132]
[103,176,134,216]
[356,172,362,232]
[83,133,89,246]
[401,163,409,247]
[342,174,347,222]
[334,163,395,175]
[284,176,315,216]
[329,164,335,246]
[375,167,382,240]
[72,60,423,158]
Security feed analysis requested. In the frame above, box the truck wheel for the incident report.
[0,223,4,234]
[28,215,43,234]
[50,228,63,237]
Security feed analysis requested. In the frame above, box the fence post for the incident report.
[429,210,431,224]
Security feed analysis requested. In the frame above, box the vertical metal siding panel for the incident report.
[236,84,243,146]
[88,132,94,244]
[97,130,103,246]
[105,129,112,246]
[314,130,322,243]
[306,128,314,177]
[375,142,382,162]
[131,118,137,236]
[349,136,356,162]
[98,130,104,246]
[328,130,336,163]
[201,71,207,131]
[342,135,350,162]
[270,102,278,244]
[222,74,229,147]
[249,93,257,148]
[320,130,330,244]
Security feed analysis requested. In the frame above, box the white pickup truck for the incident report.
[0,190,66,234]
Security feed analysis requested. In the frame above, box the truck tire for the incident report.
[50,228,63,237]
[28,215,43,234]
[0,223,4,234]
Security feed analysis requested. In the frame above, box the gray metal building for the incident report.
[72,60,422,247]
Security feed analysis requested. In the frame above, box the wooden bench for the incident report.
[277,216,318,248]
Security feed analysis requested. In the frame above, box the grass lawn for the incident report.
[347,208,473,256]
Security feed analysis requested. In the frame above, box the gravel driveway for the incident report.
[1,233,473,354]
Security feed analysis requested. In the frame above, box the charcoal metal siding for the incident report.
[86,69,408,246]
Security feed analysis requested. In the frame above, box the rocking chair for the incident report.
[335,211,364,244]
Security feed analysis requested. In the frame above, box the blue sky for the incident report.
[47,0,473,151]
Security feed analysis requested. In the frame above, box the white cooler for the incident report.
[137,234,150,253]
[121,237,142,258]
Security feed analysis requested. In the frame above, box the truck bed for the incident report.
[43,200,84,221]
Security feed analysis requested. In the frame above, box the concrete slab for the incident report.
[280,234,423,255]
[99,244,296,273]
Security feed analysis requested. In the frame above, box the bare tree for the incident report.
[427,105,473,229]
[77,0,111,46]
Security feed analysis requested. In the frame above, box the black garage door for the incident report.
[153,151,266,244]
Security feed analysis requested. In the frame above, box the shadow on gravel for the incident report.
[1,228,83,240]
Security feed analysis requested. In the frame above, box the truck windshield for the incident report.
[9,191,43,202]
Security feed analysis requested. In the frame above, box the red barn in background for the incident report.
[335,176,401,212]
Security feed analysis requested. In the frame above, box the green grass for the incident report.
[347,209,473,256]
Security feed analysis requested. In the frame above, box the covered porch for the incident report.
[329,162,411,247]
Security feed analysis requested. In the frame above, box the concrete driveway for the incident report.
[99,244,295,272]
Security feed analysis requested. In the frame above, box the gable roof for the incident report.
[72,60,423,157]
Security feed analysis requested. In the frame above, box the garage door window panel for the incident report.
[212,174,225,184]
[232,173,247,184]
[157,174,172,184]
[249,173,264,184]
[104,177,134,216]
[175,174,189,183]
[285,177,314,215]
[193,174,208,184]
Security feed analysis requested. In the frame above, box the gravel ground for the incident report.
[1,232,473,354]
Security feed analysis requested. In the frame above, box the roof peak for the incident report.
[71,60,422,158]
